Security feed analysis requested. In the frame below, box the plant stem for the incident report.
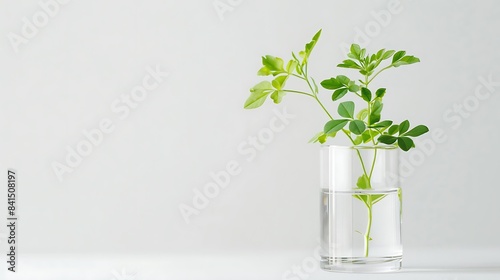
[313,95,333,119]
[367,65,392,85]
[363,75,378,258]
[356,150,369,179]
[368,147,378,179]
[282,89,314,97]
[290,73,306,80]
[364,197,373,257]
[363,148,378,258]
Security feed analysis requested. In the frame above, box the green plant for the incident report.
[243,29,429,257]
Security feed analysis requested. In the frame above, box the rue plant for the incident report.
[244,30,428,257]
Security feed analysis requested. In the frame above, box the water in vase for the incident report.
[320,188,402,272]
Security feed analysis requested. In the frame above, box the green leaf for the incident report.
[371,58,382,70]
[382,50,395,60]
[392,51,406,63]
[368,100,383,124]
[348,82,359,92]
[378,135,398,144]
[372,99,383,113]
[376,49,385,59]
[286,60,298,73]
[244,81,273,109]
[370,120,393,129]
[271,76,288,90]
[370,53,377,63]
[399,120,410,134]
[318,133,328,143]
[372,194,387,205]
[337,59,361,69]
[353,194,367,206]
[356,174,370,189]
[324,119,349,135]
[359,48,366,59]
[270,90,286,104]
[349,120,366,135]
[354,193,386,206]
[356,108,368,120]
[271,75,288,90]
[393,55,421,67]
[360,129,379,143]
[367,62,376,72]
[321,77,343,90]
[295,63,303,75]
[336,75,350,86]
[262,55,284,72]
[388,124,399,135]
[359,130,369,143]
[353,136,363,145]
[347,53,357,60]
[398,136,414,151]
[350,44,361,57]
[308,131,322,143]
[375,88,386,98]
[332,88,348,101]
[308,131,328,144]
[361,87,372,102]
[338,101,355,118]
[311,29,322,41]
[304,29,322,60]
[403,125,429,137]
[257,66,271,76]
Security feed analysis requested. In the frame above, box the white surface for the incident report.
[0,0,500,276]
[4,249,500,280]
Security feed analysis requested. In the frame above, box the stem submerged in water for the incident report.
[359,148,379,258]
[364,198,373,257]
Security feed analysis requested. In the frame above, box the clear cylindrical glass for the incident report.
[320,145,402,272]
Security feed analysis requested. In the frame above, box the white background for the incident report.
[1,0,500,279]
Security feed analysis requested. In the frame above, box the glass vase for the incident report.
[320,145,402,273]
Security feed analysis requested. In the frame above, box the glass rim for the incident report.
[320,144,398,150]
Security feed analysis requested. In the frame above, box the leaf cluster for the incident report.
[245,30,429,152]
[244,30,322,109]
